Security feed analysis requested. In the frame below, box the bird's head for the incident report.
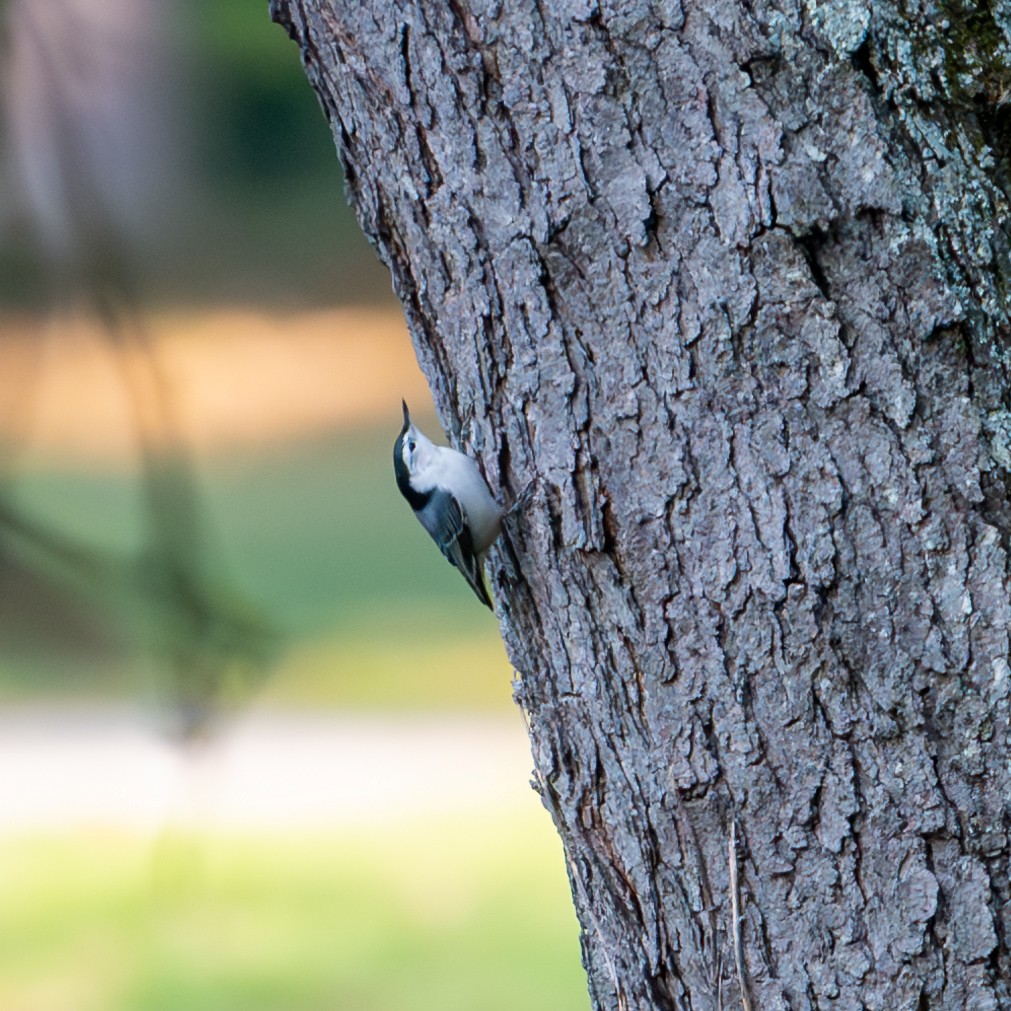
[394,400,435,498]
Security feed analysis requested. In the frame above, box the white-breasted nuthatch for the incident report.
[394,400,503,608]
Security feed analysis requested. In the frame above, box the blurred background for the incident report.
[0,2,586,1008]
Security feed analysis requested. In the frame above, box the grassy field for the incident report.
[0,812,588,1011]
[4,421,513,711]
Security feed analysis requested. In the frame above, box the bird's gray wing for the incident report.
[417,489,493,609]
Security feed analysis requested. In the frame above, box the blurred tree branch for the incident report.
[1,0,273,735]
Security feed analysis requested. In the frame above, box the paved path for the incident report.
[0,707,538,833]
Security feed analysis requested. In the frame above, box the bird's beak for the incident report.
[401,400,411,427]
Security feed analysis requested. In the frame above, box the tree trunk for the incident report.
[270,1,1011,1007]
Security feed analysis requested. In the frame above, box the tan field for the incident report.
[0,306,430,465]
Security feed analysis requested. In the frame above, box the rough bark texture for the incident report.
[271,1,1011,1007]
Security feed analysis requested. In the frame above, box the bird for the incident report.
[394,400,503,608]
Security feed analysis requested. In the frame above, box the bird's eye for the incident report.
[408,440,416,452]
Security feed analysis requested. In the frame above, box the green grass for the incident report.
[203,429,494,637]
[261,622,513,711]
[2,424,512,710]
[7,427,493,636]
[0,813,588,1011]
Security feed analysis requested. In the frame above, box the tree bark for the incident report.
[270,1,1011,1007]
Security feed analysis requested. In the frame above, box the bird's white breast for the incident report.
[414,445,502,552]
